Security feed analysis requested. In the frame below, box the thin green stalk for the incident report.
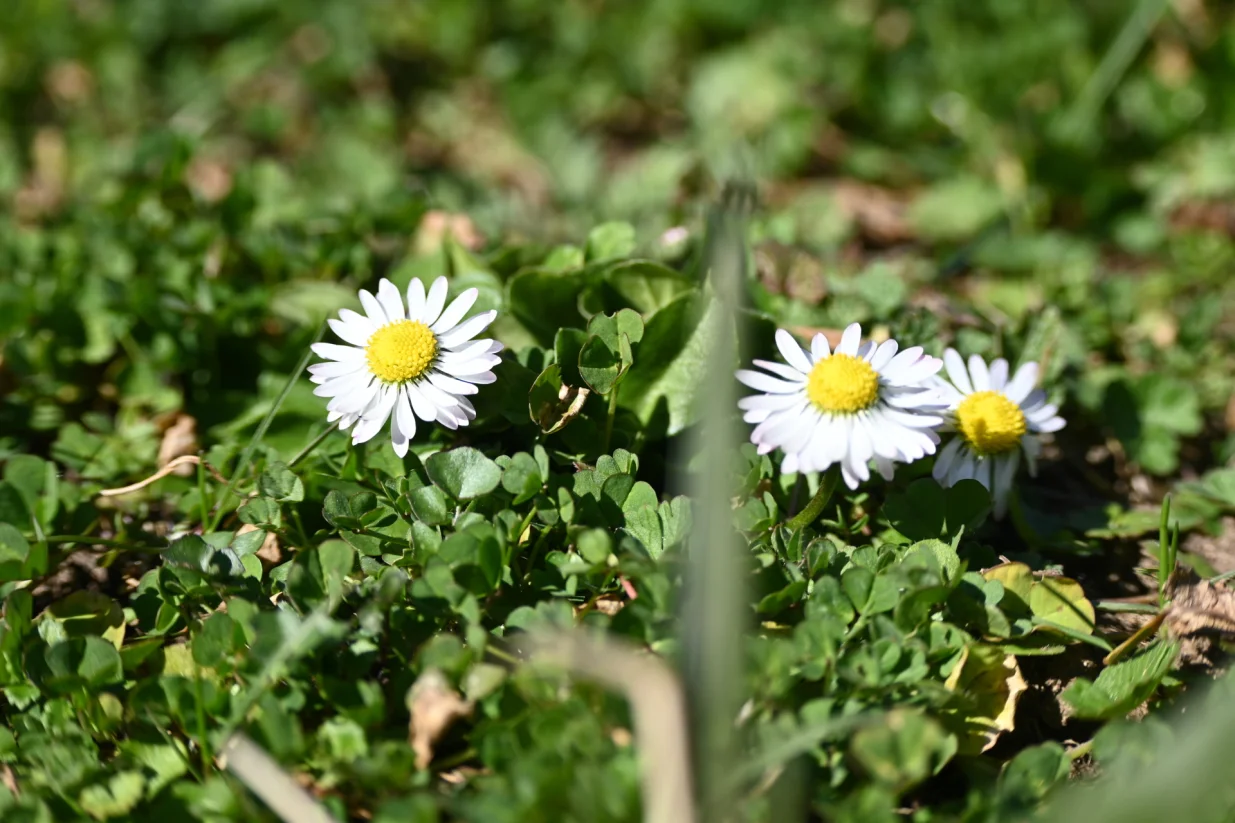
[785,468,840,531]
[1060,0,1169,141]
[197,457,210,528]
[45,535,143,549]
[602,388,619,453]
[208,322,325,532]
[288,420,339,469]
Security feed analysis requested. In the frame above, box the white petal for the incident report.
[850,418,874,466]
[431,288,479,334]
[442,338,496,362]
[864,415,899,460]
[403,382,439,422]
[329,317,370,348]
[992,451,1020,519]
[308,360,364,380]
[441,354,501,376]
[428,371,479,396]
[438,311,497,349]
[1033,415,1066,433]
[359,289,387,324]
[363,384,398,426]
[775,329,814,374]
[811,333,831,361]
[988,358,1009,391]
[457,370,496,385]
[837,323,862,356]
[753,359,809,383]
[421,277,449,326]
[406,278,427,321]
[781,453,800,475]
[311,342,365,363]
[377,278,405,322]
[327,378,379,414]
[1022,436,1041,476]
[875,456,896,482]
[943,349,973,395]
[735,370,803,394]
[1005,362,1039,404]
[393,387,417,454]
[950,452,978,485]
[351,414,386,445]
[968,355,990,391]
[932,438,964,482]
[870,339,899,371]
[314,369,372,399]
[739,393,800,412]
[858,341,878,361]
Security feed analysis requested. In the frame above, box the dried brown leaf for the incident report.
[158,414,199,476]
[1166,568,1235,638]
[407,669,473,771]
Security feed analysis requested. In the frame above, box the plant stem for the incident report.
[208,322,324,533]
[785,468,840,531]
[45,535,137,549]
[288,421,339,469]
[602,388,619,454]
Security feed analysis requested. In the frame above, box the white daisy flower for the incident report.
[931,350,1065,518]
[736,324,946,490]
[307,277,503,457]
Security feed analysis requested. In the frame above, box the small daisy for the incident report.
[736,324,946,489]
[308,277,503,456]
[931,350,1065,518]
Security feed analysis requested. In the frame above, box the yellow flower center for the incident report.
[956,390,1026,455]
[365,320,438,383]
[806,354,880,414]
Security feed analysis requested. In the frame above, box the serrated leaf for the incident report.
[1062,641,1179,720]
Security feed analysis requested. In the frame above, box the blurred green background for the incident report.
[2,0,1234,485]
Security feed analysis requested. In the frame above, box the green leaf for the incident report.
[238,497,281,529]
[1027,576,1095,635]
[884,479,990,543]
[319,539,356,603]
[409,485,452,526]
[507,268,591,347]
[192,612,240,668]
[997,742,1070,806]
[164,534,245,579]
[3,455,47,519]
[618,291,721,436]
[259,461,305,502]
[426,447,501,501]
[528,364,590,434]
[1061,641,1179,720]
[499,452,543,505]
[850,709,956,792]
[0,524,29,567]
[585,221,636,261]
[577,529,612,564]
[0,483,29,530]
[605,260,695,314]
[78,771,146,819]
[554,327,588,387]
[578,334,625,395]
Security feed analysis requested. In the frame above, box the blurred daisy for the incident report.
[932,351,1065,517]
[737,324,945,489]
[308,277,502,456]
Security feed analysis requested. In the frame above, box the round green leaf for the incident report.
[426,447,501,501]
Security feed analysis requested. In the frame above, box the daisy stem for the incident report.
[207,322,325,533]
[602,387,619,453]
[785,468,840,531]
[288,421,339,469]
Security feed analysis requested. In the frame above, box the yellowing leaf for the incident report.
[944,644,1028,754]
